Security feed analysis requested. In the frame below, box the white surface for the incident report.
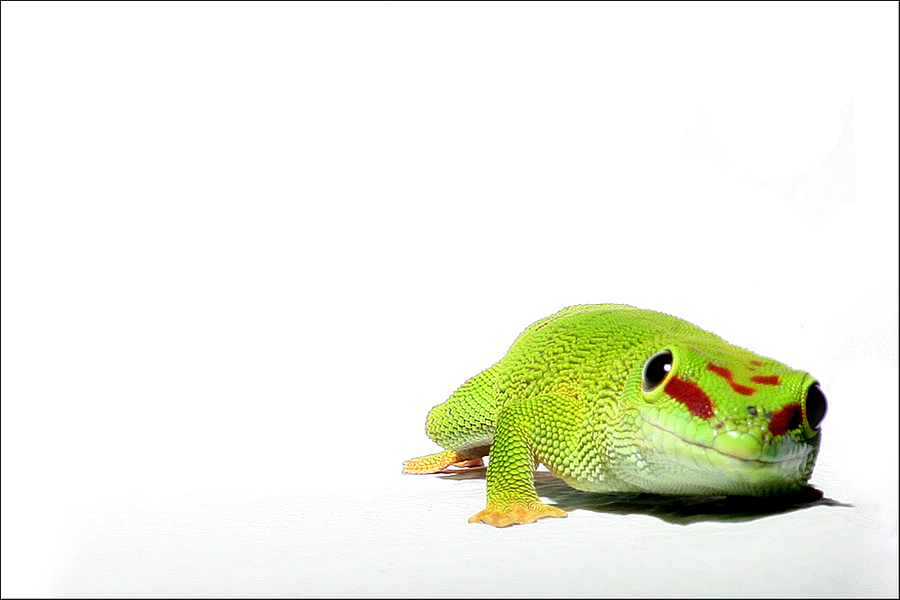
[1,2,897,597]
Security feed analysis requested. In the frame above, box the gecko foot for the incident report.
[469,502,567,527]
[402,450,484,474]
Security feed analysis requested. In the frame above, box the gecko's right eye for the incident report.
[642,350,673,392]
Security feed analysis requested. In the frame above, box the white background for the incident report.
[2,1,897,597]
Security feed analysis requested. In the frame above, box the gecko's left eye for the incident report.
[642,350,673,392]
[805,384,827,430]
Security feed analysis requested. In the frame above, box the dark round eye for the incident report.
[642,350,673,391]
[805,383,827,430]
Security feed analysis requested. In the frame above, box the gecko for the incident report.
[403,305,827,527]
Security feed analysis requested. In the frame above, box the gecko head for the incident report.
[616,344,826,496]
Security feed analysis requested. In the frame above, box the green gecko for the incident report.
[403,305,827,527]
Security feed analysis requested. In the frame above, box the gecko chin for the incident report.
[628,410,819,496]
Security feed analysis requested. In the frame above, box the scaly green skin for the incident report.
[403,305,825,527]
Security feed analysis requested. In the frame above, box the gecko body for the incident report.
[403,305,826,527]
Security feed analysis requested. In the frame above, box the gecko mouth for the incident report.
[639,415,812,467]
[635,408,817,493]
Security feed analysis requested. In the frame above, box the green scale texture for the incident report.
[419,305,824,521]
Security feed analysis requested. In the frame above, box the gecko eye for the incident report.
[805,384,827,430]
[642,350,673,392]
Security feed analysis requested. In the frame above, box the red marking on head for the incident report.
[535,322,548,331]
[768,403,802,436]
[706,363,756,396]
[750,375,780,386]
[664,376,715,419]
[749,360,763,367]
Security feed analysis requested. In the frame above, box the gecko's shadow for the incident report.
[439,468,850,525]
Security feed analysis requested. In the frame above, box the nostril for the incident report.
[805,384,827,430]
